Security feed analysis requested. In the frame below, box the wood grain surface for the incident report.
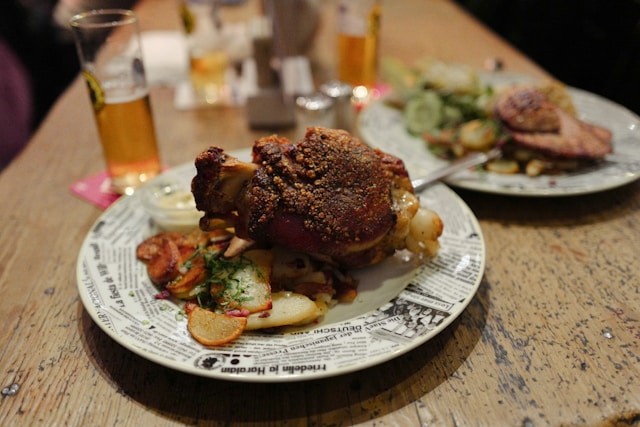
[1,0,638,426]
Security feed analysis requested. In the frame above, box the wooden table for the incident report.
[1,0,639,425]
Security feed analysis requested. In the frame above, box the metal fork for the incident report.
[411,148,501,192]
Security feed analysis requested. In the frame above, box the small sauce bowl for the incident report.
[140,179,201,232]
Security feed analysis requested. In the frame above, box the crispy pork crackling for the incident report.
[191,127,443,269]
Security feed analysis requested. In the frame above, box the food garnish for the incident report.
[137,228,358,346]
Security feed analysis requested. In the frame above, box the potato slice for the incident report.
[525,159,547,177]
[136,232,183,261]
[244,291,322,331]
[211,249,274,313]
[271,246,313,281]
[486,159,519,174]
[232,249,273,313]
[166,257,207,299]
[145,238,181,285]
[187,306,247,346]
[458,119,497,151]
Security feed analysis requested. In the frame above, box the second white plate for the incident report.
[359,83,640,197]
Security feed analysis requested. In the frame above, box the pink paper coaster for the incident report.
[70,171,120,210]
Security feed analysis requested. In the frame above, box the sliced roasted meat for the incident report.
[507,108,612,159]
[494,85,561,133]
[494,84,612,160]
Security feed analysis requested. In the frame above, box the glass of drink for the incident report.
[180,0,231,105]
[337,0,381,88]
[70,9,161,195]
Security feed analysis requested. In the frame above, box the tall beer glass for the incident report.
[337,0,381,88]
[179,0,231,106]
[71,9,161,195]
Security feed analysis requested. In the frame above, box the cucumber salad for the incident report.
[381,57,505,160]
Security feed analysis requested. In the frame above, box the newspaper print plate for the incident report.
[359,78,640,197]
[76,150,485,382]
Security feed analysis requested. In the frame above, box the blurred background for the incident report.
[0,0,136,169]
[1,0,639,169]
[455,0,640,114]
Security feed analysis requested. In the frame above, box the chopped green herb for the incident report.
[195,250,259,311]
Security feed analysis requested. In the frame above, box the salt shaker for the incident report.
[295,93,335,131]
[320,80,354,132]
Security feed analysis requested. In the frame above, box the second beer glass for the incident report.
[337,0,381,88]
[180,0,230,105]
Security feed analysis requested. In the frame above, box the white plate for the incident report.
[76,150,485,382]
[359,79,640,196]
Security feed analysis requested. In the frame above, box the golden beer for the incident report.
[180,0,231,105]
[337,0,381,87]
[94,90,161,195]
[189,50,230,104]
[71,10,161,195]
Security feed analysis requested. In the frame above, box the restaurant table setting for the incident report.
[1,0,639,426]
